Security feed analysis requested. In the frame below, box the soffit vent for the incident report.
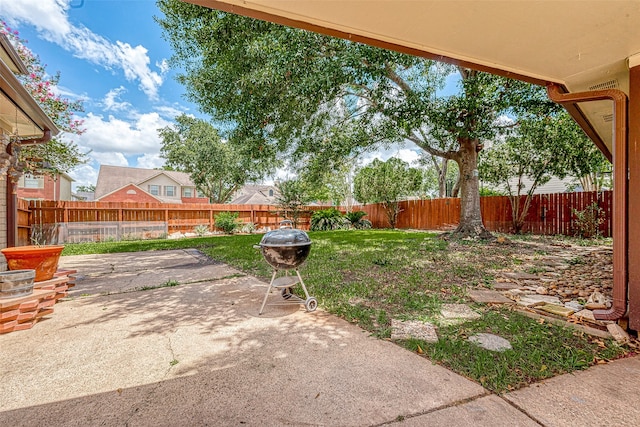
[588,79,619,91]
[602,113,613,123]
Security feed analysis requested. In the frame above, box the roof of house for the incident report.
[230,184,279,205]
[73,191,95,202]
[94,165,196,199]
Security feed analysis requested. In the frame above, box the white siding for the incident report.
[139,175,183,202]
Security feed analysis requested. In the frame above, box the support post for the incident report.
[628,65,640,330]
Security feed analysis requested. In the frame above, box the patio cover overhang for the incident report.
[182,0,640,329]
[0,34,58,142]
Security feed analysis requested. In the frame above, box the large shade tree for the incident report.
[156,1,554,238]
[158,114,265,203]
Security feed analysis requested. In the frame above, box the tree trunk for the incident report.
[451,138,493,239]
[451,174,461,198]
[431,156,448,198]
[383,201,401,228]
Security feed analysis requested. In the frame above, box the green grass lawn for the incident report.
[62,230,628,393]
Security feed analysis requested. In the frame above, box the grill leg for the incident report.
[296,269,310,300]
[259,269,278,315]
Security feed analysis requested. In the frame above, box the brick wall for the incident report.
[99,185,162,203]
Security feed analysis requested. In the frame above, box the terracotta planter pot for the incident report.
[1,245,64,282]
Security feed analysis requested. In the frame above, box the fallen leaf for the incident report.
[537,318,545,324]
[315,393,320,399]
[416,344,424,354]
[592,339,607,348]
[117,388,122,395]
[540,365,547,372]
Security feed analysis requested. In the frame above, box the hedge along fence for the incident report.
[20,200,324,244]
[354,190,613,237]
[18,190,612,245]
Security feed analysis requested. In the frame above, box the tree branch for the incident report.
[406,134,452,159]
[384,62,413,94]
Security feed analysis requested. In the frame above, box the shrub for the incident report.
[240,222,257,234]
[479,187,505,197]
[310,208,350,231]
[572,202,605,238]
[214,211,240,234]
[194,224,209,236]
[345,210,372,229]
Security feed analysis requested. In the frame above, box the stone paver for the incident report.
[468,289,513,304]
[391,319,438,342]
[468,333,512,352]
[502,272,540,281]
[517,294,562,307]
[440,303,481,321]
[537,303,576,317]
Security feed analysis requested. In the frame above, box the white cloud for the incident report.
[1,0,71,36]
[102,87,131,112]
[360,142,422,166]
[3,0,163,99]
[156,58,170,74]
[68,163,98,188]
[395,148,421,165]
[75,112,170,155]
[91,152,128,167]
[154,105,188,120]
[136,153,165,170]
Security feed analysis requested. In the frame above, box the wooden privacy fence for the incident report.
[355,190,613,237]
[20,200,318,245]
[18,190,612,245]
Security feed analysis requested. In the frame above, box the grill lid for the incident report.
[260,227,311,247]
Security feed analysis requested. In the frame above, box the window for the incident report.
[148,185,160,196]
[165,185,176,197]
[22,174,44,189]
[182,187,193,198]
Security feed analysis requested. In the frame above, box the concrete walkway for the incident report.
[1,250,639,426]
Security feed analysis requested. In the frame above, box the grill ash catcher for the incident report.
[254,221,317,314]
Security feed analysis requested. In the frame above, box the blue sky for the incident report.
[1,0,458,190]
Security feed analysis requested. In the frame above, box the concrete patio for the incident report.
[1,249,639,426]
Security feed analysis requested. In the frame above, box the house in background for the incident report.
[230,184,279,205]
[0,33,59,251]
[72,190,95,201]
[94,165,209,203]
[94,165,281,205]
[482,176,578,197]
[17,172,74,201]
